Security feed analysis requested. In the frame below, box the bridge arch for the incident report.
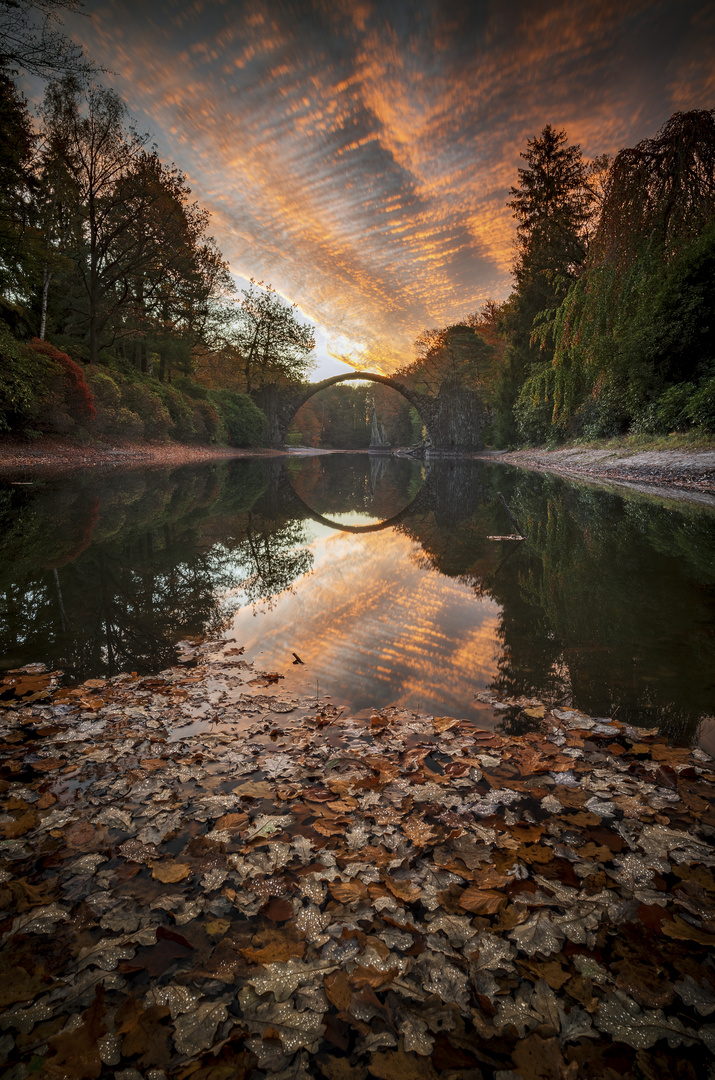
[292,371,425,414]
[254,371,432,449]
[254,370,486,453]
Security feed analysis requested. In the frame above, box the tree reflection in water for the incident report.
[1,456,713,744]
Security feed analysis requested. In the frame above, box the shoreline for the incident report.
[479,445,715,501]
[0,436,345,477]
[2,436,715,506]
[0,436,289,475]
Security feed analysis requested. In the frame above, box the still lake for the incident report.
[1,454,714,745]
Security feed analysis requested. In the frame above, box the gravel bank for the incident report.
[481,446,715,501]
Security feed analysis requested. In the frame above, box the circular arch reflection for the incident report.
[285,456,429,534]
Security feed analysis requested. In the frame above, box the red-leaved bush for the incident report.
[28,339,97,422]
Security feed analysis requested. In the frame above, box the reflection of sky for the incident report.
[229,526,502,719]
[59,1,714,376]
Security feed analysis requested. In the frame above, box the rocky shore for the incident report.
[482,446,715,500]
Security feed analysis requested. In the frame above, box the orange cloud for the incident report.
[229,527,502,717]
[68,0,713,372]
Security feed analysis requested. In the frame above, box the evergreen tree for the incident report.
[0,73,37,324]
[495,125,596,445]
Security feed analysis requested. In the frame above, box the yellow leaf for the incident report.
[205,919,231,937]
[151,862,192,883]
[433,716,459,734]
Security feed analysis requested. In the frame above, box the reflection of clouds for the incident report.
[229,529,501,716]
[72,0,708,372]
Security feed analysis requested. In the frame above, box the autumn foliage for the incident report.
[28,338,97,422]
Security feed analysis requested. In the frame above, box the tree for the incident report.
[107,149,233,375]
[38,77,234,366]
[508,124,594,291]
[542,109,715,438]
[39,75,151,362]
[594,109,715,267]
[0,0,94,79]
[231,280,315,392]
[398,322,496,398]
[494,125,597,445]
[0,73,36,320]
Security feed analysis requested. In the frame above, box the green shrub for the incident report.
[120,382,172,441]
[154,385,197,442]
[209,389,267,446]
[110,407,144,440]
[191,399,224,443]
[85,369,121,410]
[172,376,208,400]
[0,323,48,431]
[687,377,715,432]
[657,383,696,432]
[514,369,554,444]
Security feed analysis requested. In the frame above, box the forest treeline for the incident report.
[392,112,715,448]
[255,110,715,451]
[1,2,714,448]
[0,15,316,447]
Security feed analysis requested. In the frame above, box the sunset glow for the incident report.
[228,526,502,717]
[62,0,713,373]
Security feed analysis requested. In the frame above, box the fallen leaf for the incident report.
[151,861,192,884]
[115,994,172,1068]
[383,876,421,903]
[44,986,107,1078]
[263,896,294,921]
[329,879,369,904]
[457,886,506,915]
[325,969,352,1011]
[368,1047,440,1079]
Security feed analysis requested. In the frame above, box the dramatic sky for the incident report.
[63,0,714,376]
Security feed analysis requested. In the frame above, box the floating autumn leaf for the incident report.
[173,1002,229,1057]
[402,818,436,846]
[382,875,421,904]
[247,958,338,1002]
[65,820,97,847]
[349,964,398,989]
[234,780,274,799]
[204,918,231,937]
[328,879,369,904]
[263,896,294,922]
[457,886,505,915]
[151,861,192,883]
[215,812,248,831]
[302,787,333,802]
[596,991,698,1049]
[324,969,352,1011]
[0,808,38,838]
[115,994,172,1068]
[30,756,66,772]
[44,987,108,1078]
[433,716,459,734]
[240,926,306,964]
[313,819,348,837]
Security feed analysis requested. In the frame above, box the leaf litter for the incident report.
[0,646,714,1078]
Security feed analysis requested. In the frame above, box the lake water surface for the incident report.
[1,454,714,745]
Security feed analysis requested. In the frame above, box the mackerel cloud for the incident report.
[72,0,713,371]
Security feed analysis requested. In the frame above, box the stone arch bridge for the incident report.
[253,371,486,453]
